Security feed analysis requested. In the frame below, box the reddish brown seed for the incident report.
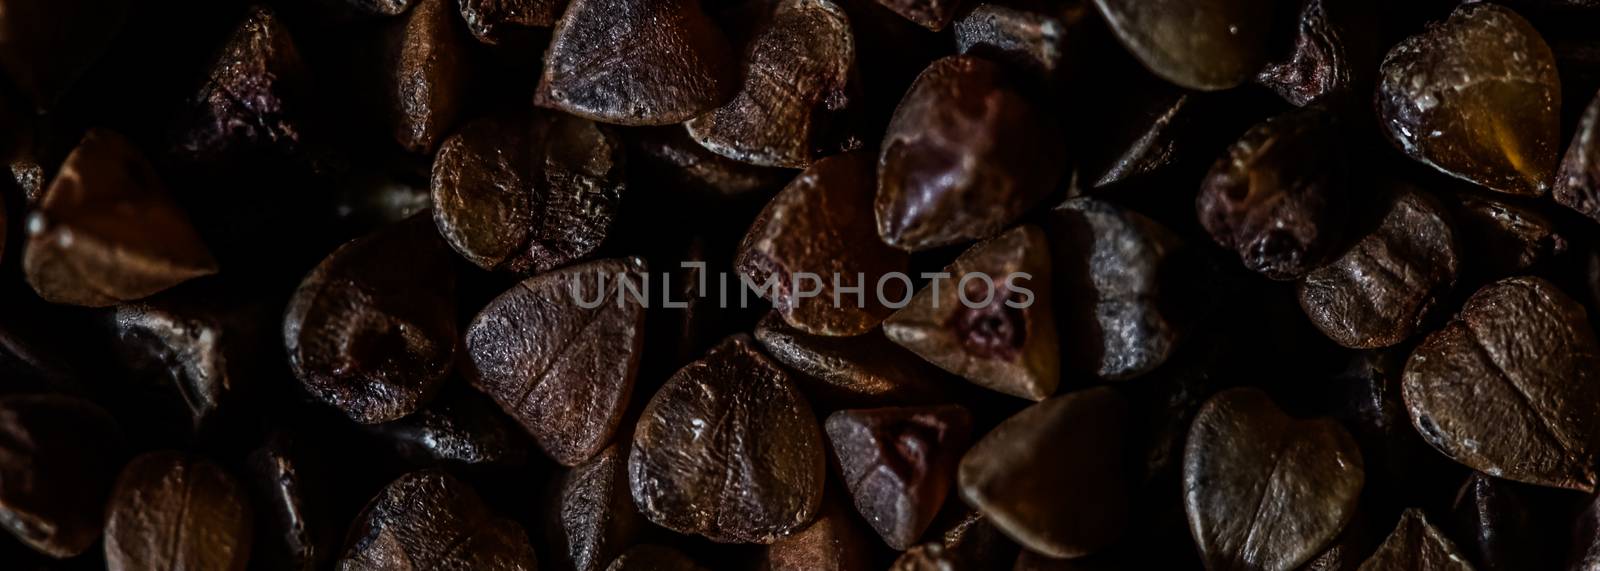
[876,56,1066,252]
[1358,509,1472,571]
[459,0,565,44]
[959,387,1129,558]
[1555,89,1600,222]
[884,225,1059,400]
[384,0,470,154]
[686,0,857,168]
[23,129,218,307]
[536,0,735,125]
[1255,0,1369,106]
[546,443,643,571]
[1402,276,1600,492]
[826,405,972,550]
[1092,0,1278,90]
[176,5,310,161]
[431,111,625,275]
[760,494,875,571]
[284,213,458,424]
[754,311,948,407]
[465,258,647,466]
[1376,2,1561,196]
[1197,106,1348,280]
[104,452,254,571]
[0,395,121,558]
[1298,187,1459,349]
[338,470,538,569]
[875,0,961,31]
[1183,388,1365,571]
[736,151,909,336]
[629,335,826,544]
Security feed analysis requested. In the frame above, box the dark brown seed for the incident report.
[338,470,538,569]
[113,292,270,423]
[953,3,1086,82]
[23,129,218,307]
[629,335,826,544]
[0,395,120,558]
[1183,388,1364,571]
[685,0,857,168]
[374,388,531,466]
[1197,107,1347,280]
[1255,0,1363,106]
[875,55,1066,252]
[760,493,875,571]
[874,0,962,31]
[1091,0,1278,90]
[884,225,1059,400]
[536,0,734,125]
[1448,473,1551,570]
[754,311,948,407]
[1298,187,1459,349]
[431,111,625,274]
[1357,509,1472,571]
[1050,198,1193,380]
[1401,275,1600,492]
[104,451,254,571]
[466,257,646,466]
[546,443,642,571]
[1555,89,1600,221]
[247,433,332,571]
[960,386,1129,558]
[1301,519,1372,571]
[1376,2,1561,196]
[628,125,790,196]
[384,0,470,154]
[1452,194,1565,277]
[0,0,126,107]
[459,0,565,44]
[606,545,706,571]
[736,151,909,336]
[1082,87,1193,188]
[826,405,971,550]
[176,6,310,161]
[284,213,458,424]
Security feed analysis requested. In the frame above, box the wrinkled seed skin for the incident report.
[386,0,470,154]
[536,0,735,125]
[104,452,254,571]
[953,3,1077,82]
[959,387,1128,558]
[338,470,538,569]
[432,111,625,275]
[284,213,458,425]
[1376,3,1561,196]
[686,0,856,168]
[1183,388,1365,571]
[460,0,565,43]
[1357,509,1472,571]
[1556,90,1600,222]
[0,396,120,558]
[177,6,309,161]
[736,152,909,337]
[876,56,1066,252]
[1402,276,1600,492]
[548,444,642,571]
[1197,107,1346,280]
[1298,188,1459,349]
[24,130,219,307]
[628,335,826,544]
[884,225,1059,400]
[466,258,647,466]
[875,0,961,31]
[1092,0,1277,90]
[826,405,972,550]
[1051,198,1190,380]
[1256,0,1356,107]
